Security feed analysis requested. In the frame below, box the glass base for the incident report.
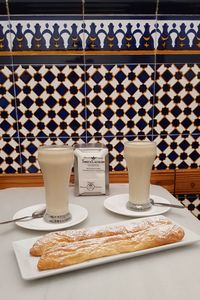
[44,211,71,224]
[126,201,152,211]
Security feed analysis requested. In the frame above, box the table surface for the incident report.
[0,184,200,300]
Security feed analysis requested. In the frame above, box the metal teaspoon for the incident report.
[150,199,184,209]
[0,207,46,224]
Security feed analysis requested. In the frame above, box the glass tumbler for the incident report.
[124,141,157,211]
[38,145,74,223]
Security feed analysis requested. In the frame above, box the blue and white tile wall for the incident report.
[0,0,199,218]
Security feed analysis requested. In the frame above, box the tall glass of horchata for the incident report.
[124,141,157,211]
[38,145,74,223]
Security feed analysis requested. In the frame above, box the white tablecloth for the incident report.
[0,184,200,300]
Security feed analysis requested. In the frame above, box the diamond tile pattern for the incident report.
[0,138,22,173]
[18,137,85,173]
[155,64,200,136]
[86,64,154,137]
[87,135,153,172]
[0,63,199,173]
[0,66,18,137]
[177,194,200,220]
[13,65,86,138]
[153,134,200,170]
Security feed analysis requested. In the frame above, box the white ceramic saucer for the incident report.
[13,204,88,231]
[104,194,170,217]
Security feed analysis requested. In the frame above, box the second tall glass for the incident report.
[124,141,157,211]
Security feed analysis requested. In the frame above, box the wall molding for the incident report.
[1,50,200,56]
[0,168,199,195]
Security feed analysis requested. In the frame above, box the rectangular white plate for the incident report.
[13,217,200,280]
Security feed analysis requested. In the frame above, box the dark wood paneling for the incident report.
[0,168,199,194]
[175,169,200,194]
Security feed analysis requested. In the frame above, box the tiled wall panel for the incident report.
[0,1,199,174]
[12,65,87,139]
[1,61,199,173]
[0,0,199,215]
[85,64,154,137]
[178,194,200,220]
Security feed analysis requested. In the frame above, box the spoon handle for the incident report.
[0,216,31,224]
[0,208,46,224]
[152,201,184,209]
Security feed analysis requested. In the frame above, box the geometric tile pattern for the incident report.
[0,66,18,137]
[86,64,154,138]
[80,134,200,172]
[155,64,200,136]
[0,11,199,218]
[18,137,78,174]
[1,140,199,219]
[153,134,200,170]
[0,63,200,173]
[5,132,198,174]
[87,136,153,172]
[13,65,86,139]
[0,137,22,173]
[177,194,200,220]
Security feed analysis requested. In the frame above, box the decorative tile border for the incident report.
[1,17,200,52]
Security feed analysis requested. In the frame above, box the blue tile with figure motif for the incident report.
[157,15,200,51]
[1,15,200,53]
[9,16,85,52]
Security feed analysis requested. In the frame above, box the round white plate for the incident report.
[104,194,170,217]
[13,204,88,231]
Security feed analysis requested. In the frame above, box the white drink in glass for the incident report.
[124,141,157,211]
[38,145,74,223]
